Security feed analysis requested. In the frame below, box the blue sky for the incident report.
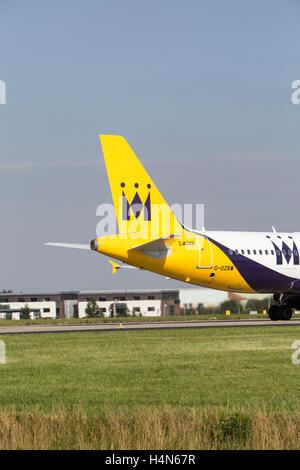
[1,0,300,292]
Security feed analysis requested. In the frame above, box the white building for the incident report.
[0,301,56,320]
[0,289,181,319]
[78,298,162,318]
[78,289,180,318]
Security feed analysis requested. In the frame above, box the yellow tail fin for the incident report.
[100,135,182,239]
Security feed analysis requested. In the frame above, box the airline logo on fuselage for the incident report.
[121,183,151,221]
[271,240,299,265]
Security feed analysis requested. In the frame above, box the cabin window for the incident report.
[253,250,257,255]
[241,249,244,255]
[247,249,250,255]
[271,250,274,255]
[228,249,233,255]
[259,250,262,255]
[265,250,268,255]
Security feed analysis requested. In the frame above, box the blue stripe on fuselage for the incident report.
[206,236,296,292]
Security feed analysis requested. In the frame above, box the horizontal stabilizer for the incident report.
[129,234,181,252]
[109,260,138,274]
[109,260,121,274]
[44,242,91,250]
[128,234,180,259]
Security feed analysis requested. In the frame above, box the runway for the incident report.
[0,318,300,335]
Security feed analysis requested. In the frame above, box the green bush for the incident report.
[20,305,31,320]
[219,412,251,443]
[85,299,104,318]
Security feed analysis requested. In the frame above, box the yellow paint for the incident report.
[226,310,230,316]
[100,135,182,239]
[263,309,267,315]
[97,135,256,294]
[109,260,121,274]
[95,233,254,293]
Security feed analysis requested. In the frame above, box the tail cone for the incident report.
[90,239,99,251]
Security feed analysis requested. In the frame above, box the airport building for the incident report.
[0,291,78,320]
[77,289,180,318]
[0,288,271,320]
[0,289,181,319]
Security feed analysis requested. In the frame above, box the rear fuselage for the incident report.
[94,230,300,294]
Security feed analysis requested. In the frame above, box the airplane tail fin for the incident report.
[100,135,183,239]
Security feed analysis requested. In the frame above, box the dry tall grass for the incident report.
[0,406,298,450]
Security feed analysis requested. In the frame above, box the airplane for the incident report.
[46,135,300,322]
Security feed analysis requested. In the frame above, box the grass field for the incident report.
[0,327,299,449]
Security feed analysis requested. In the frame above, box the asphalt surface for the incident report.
[0,318,299,335]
